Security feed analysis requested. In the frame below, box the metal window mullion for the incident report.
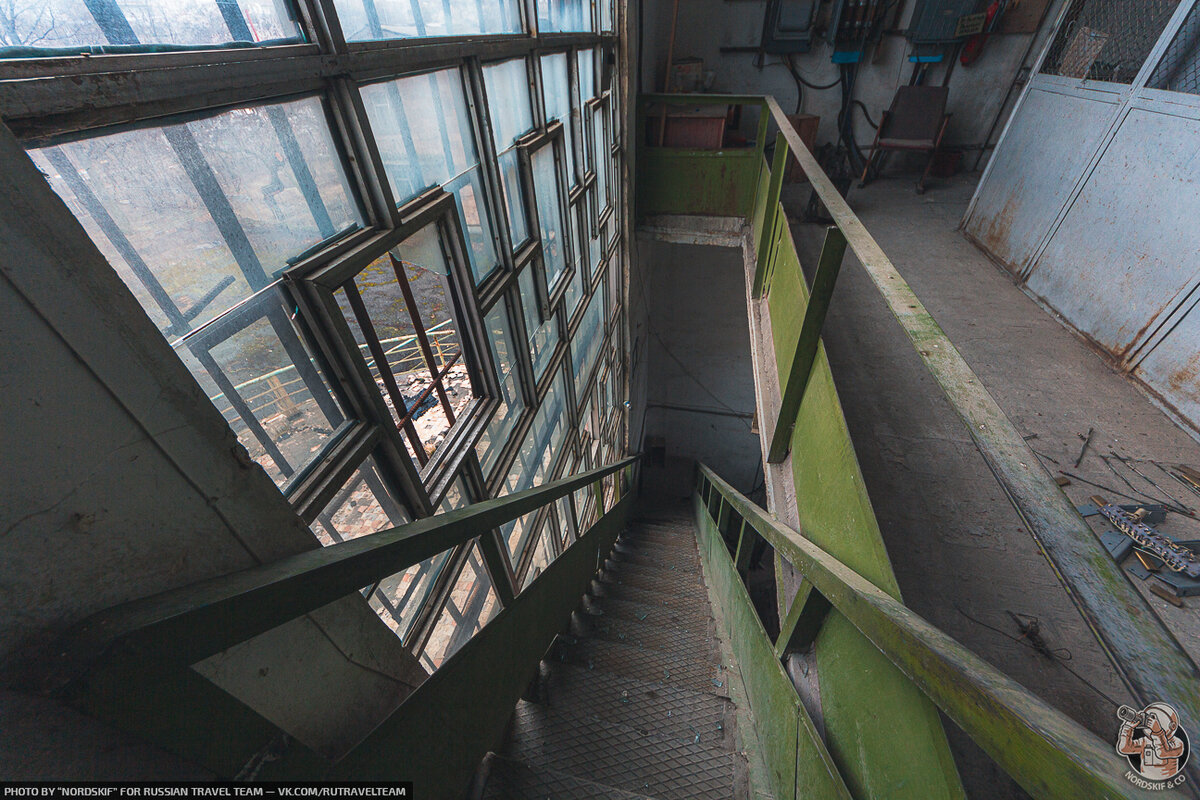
[287,277,433,517]
[296,0,347,54]
[342,280,431,463]
[328,76,404,230]
[387,253,458,422]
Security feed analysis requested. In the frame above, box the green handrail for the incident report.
[39,455,640,695]
[696,462,1186,800]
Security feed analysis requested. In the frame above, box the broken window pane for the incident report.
[531,144,569,290]
[334,0,520,41]
[175,285,347,488]
[334,224,475,463]
[476,302,525,476]
[419,543,500,670]
[483,59,534,248]
[361,68,500,284]
[31,96,362,345]
[0,0,302,55]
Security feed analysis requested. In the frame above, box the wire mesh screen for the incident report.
[1040,0,1179,83]
[1149,2,1200,93]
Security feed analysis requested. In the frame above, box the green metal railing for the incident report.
[38,455,639,795]
[695,463,1181,800]
[638,91,1200,794]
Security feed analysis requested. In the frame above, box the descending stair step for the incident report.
[537,662,736,749]
[582,593,714,633]
[580,592,710,633]
[596,569,711,603]
[477,752,654,800]
[589,579,715,618]
[502,702,738,799]
[605,558,705,585]
[569,611,718,664]
[549,635,729,696]
[611,543,701,571]
[622,529,697,548]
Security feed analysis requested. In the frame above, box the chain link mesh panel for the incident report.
[1149,2,1200,93]
[1040,0,1179,83]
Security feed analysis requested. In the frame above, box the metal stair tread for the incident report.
[548,635,729,696]
[589,578,715,617]
[582,594,714,634]
[569,610,717,663]
[477,752,656,800]
[501,701,738,799]
[610,549,702,573]
[605,557,705,584]
[596,569,710,602]
[535,661,736,749]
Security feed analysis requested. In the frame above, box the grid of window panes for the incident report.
[13,0,625,671]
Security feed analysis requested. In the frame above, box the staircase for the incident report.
[473,512,747,798]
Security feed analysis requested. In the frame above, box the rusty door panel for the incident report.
[1134,302,1200,434]
[963,83,1118,274]
[1025,108,1200,362]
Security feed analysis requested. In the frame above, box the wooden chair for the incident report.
[859,85,951,194]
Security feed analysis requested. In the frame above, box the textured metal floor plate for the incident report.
[479,753,654,799]
[549,636,728,696]
[611,545,701,572]
[540,663,736,749]
[503,703,738,799]
[569,611,717,664]
[589,579,715,618]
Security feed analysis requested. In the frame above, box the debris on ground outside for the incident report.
[1074,427,1096,468]
[1149,581,1186,608]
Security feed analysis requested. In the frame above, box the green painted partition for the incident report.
[761,173,966,800]
[637,93,966,798]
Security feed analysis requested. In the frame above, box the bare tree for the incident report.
[0,0,62,47]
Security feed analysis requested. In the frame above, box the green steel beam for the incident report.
[767,226,846,464]
[774,578,831,658]
[39,456,639,695]
[753,133,789,299]
[698,464,1188,800]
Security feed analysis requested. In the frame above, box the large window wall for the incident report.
[6,0,625,674]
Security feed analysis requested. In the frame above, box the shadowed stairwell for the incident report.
[473,510,748,799]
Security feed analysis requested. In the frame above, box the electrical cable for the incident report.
[851,99,879,130]
[955,606,1125,709]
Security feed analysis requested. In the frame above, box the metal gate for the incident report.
[964,0,1200,435]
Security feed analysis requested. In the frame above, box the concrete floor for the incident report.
[783,173,1200,797]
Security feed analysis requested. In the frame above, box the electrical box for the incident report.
[761,0,819,54]
[907,0,985,44]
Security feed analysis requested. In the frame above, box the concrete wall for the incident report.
[639,0,1065,160]
[0,123,424,773]
[637,238,762,493]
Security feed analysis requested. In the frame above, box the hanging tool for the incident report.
[1090,495,1200,578]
